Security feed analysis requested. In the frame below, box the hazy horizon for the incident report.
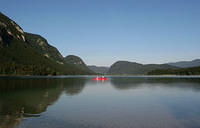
[1,0,200,66]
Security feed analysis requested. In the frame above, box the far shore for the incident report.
[1,74,200,78]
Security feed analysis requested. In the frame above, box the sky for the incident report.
[1,0,200,66]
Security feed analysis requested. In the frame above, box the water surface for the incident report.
[0,76,200,128]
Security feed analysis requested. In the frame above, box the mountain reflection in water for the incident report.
[0,76,200,128]
[111,77,200,90]
[0,78,87,128]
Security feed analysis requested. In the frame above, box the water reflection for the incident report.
[111,77,200,91]
[0,78,87,128]
[63,78,86,95]
[0,77,200,128]
[110,77,200,128]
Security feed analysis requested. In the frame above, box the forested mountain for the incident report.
[0,12,92,75]
[167,59,200,68]
[25,32,64,64]
[64,55,93,73]
[1,12,199,76]
[108,61,177,75]
[148,66,200,75]
[88,65,109,74]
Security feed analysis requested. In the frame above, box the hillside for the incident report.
[64,55,93,73]
[108,61,177,75]
[88,65,109,74]
[0,12,91,75]
[25,32,64,64]
[167,59,200,68]
[148,66,200,75]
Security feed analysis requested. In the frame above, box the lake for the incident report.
[1,76,200,128]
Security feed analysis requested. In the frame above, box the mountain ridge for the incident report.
[148,66,200,75]
[167,59,200,68]
[108,61,177,75]
[0,12,92,75]
[64,55,93,73]
[88,65,109,74]
[1,11,199,75]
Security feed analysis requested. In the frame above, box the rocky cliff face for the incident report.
[0,12,92,75]
[25,32,65,65]
[0,12,25,46]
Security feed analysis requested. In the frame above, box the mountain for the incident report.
[167,59,200,68]
[25,32,65,64]
[108,61,177,75]
[64,55,93,73]
[88,65,109,74]
[148,66,200,75]
[0,12,25,45]
[0,12,91,75]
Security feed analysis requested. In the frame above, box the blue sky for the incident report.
[1,0,200,66]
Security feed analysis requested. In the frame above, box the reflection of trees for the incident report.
[111,77,144,90]
[63,78,87,95]
[0,77,87,128]
[111,77,200,90]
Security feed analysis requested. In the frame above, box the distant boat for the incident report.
[93,77,107,80]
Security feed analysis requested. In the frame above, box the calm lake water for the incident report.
[1,76,200,128]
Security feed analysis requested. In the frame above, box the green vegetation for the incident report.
[88,65,109,74]
[108,61,177,75]
[167,59,200,68]
[64,55,94,73]
[1,12,200,76]
[25,32,64,63]
[148,66,200,75]
[0,38,92,75]
[0,12,92,75]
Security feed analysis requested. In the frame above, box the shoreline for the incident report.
[1,74,200,78]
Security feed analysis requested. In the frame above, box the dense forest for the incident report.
[0,12,93,75]
[108,61,177,75]
[148,66,200,75]
[1,12,200,76]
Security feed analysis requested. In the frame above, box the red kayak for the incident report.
[93,77,107,80]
